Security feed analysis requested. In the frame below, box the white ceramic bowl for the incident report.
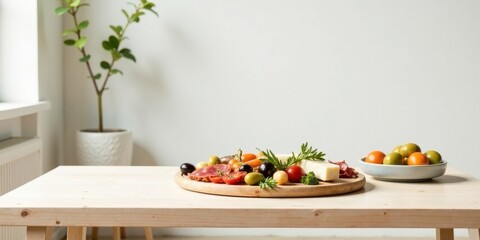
[359,158,447,182]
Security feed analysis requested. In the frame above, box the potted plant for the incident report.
[55,0,157,165]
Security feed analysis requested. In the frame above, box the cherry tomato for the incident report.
[222,171,247,185]
[286,165,303,183]
[228,159,239,166]
[231,162,242,171]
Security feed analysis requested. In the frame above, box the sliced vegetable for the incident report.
[241,153,257,162]
[222,171,247,185]
[209,176,224,184]
[244,158,263,168]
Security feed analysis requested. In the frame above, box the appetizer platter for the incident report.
[175,143,365,198]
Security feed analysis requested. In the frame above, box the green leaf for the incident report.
[141,0,147,4]
[62,29,76,37]
[77,20,89,30]
[77,3,89,8]
[120,48,136,62]
[69,0,81,7]
[102,40,112,51]
[111,50,122,61]
[109,25,123,37]
[145,8,158,16]
[144,2,154,9]
[131,12,145,23]
[75,37,87,49]
[111,69,124,75]
[55,7,70,15]
[93,73,102,80]
[79,54,91,62]
[109,35,119,49]
[122,9,129,19]
[100,61,111,70]
[64,39,76,46]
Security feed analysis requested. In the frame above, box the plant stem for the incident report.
[70,7,104,132]
[97,93,103,132]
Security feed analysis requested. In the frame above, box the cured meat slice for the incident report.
[188,164,231,181]
[328,160,358,178]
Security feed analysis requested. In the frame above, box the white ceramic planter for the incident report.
[76,129,133,166]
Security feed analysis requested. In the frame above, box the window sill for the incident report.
[0,102,51,121]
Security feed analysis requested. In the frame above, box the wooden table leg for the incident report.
[91,227,98,240]
[67,226,86,240]
[26,226,48,240]
[436,228,454,240]
[45,227,52,240]
[144,227,154,240]
[469,229,480,240]
[113,227,121,240]
[121,227,127,239]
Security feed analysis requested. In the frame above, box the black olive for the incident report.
[180,163,196,176]
[258,162,276,177]
[238,164,253,173]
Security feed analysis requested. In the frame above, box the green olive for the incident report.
[244,172,265,185]
[208,155,220,166]
[425,150,442,164]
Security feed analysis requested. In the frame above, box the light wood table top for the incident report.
[0,166,479,240]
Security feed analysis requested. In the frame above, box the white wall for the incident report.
[0,0,38,102]
[37,0,64,171]
[62,0,480,238]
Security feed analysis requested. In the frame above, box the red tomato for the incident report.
[222,171,247,185]
[209,176,224,184]
[286,165,303,183]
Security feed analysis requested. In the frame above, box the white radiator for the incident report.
[0,137,43,240]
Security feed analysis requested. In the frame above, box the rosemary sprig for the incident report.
[287,142,325,165]
[258,142,325,171]
[259,177,277,189]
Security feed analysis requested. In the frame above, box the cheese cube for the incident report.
[300,160,340,181]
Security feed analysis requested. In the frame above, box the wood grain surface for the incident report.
[0,166,478,229]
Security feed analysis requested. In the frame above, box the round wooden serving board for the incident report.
[174,172,366,198]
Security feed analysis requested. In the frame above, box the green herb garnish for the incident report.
[259,177,277,189]
[301,171,319,185]
[258,142,325,170]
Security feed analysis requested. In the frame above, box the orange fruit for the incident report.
[407,152,429,165]
[365,150,385,164]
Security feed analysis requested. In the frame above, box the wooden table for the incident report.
[0,166,479,240]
